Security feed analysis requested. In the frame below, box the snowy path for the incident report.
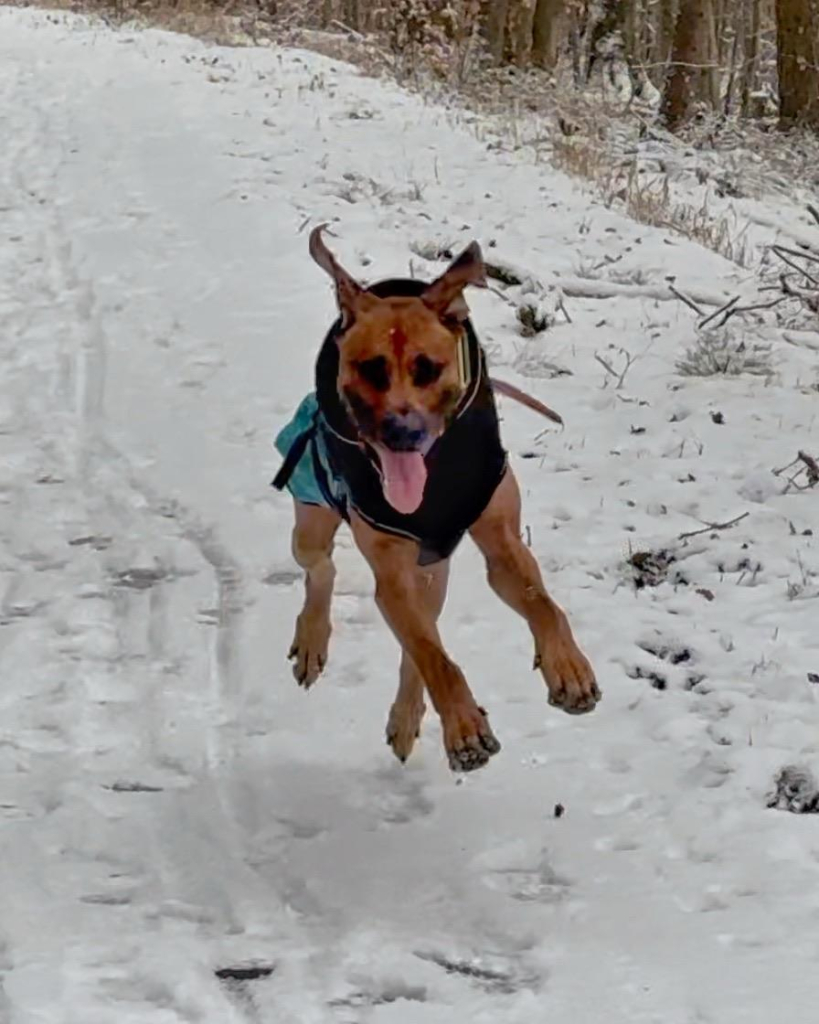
[1,9,818,1023]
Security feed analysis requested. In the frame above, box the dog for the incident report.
[273,227,600,772]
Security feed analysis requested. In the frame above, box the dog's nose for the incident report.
[380,411,428,451]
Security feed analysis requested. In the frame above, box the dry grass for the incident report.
[676,327,774,379]
[552,134,752,267]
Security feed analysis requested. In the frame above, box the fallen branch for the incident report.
[772,245,819,286]
[779,275,819,312]
[698,295,740,329]
[781,329,819,351]
[808,204,819,228]
[701,294,792,330]
[773,243,819,266]
[773,450,819,493]
[669,284,704,316]
[328,18,366,40]
[749,213,819,254]
[417,244,733,308]
[727,296,791,318]
[678,511,750,541]
[484,259,530,288]
[798,450,819,483]
[561,277,731,307]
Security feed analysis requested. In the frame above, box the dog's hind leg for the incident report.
[289,500,341,688]
[469,469,601,714]
[386,559,450,763]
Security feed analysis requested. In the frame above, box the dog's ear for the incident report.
[309,225,375,327]
[422,242,487,323]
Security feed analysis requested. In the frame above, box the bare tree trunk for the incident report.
[486,0,511,63]
[776,0,819,129]
[723,7,742,114]
[566,0,591,84]
[707,0,722,108]
[740,0,761,116]
[644,0,675,89]
[532,0,564,68]
[508,0,538,66]
[342,0,359,32]
[658,0,679,72]
[661,0,717,128]
[623,0,639,64]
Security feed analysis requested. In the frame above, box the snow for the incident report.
[1,7,818,1022]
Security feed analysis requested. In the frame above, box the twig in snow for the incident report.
[798,450,819,483]
[556,297,573,323]
[595,349,637,389]
[678,511,750,541]
[697,295,740,329]
[774,454,802,476]
[808,204,819,228]
[592,253,624,272]
[779,275,819,311]
[773,450,819,493]
[774,244,819,265]
[669,284,704,316]
[772,245,819,286]
[727,296,791,319]
[704,294,792,330]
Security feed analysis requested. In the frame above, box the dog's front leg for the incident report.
[470,470,601,714]
[289,500,341,687]
[351,514,500,772]
[386,558,450,764]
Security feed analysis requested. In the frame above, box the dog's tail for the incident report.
[489,377,563,426]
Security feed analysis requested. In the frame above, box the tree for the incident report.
[739,0,762,116]
[486,0,510,63]
[661,0,717,128]
[509,0,538,66]
[655,0,680,87]
[532,0,564,68]
[776,0,819,129]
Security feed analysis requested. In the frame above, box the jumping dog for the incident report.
[273,228,600,771]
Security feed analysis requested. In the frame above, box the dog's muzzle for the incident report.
[379,410,429,452]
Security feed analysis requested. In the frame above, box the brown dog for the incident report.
[274,227,600,772]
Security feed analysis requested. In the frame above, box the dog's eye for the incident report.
[411,355,444,388]
[355,356,390,392]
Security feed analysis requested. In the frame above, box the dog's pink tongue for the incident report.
[375,447,428,515]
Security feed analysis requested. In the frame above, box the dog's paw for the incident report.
[536,644,601,715]
[288,612,331,688]
[443,705,501,773]
[386,700,426,764]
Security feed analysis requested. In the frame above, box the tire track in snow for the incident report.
[0,81,322,1022]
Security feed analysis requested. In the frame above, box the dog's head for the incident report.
[309,227,487,515]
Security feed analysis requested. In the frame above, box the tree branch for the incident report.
[678,512,750,541]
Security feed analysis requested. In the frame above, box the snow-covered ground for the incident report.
[1,8,818,1022]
